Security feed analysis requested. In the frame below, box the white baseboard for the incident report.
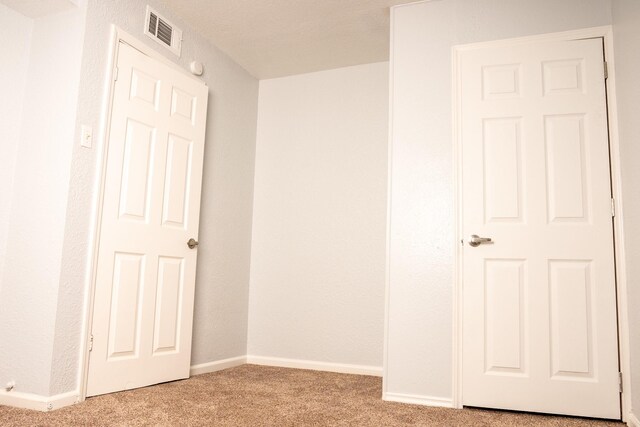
[0,390,79,412]
[190,355,247,376]
[246,355,383,377]
[383,392,454,408]
[627,412,640,427]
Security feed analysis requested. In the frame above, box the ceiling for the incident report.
[165,0,410,79]
[0,0,76,18]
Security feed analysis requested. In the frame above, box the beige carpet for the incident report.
[0,365,623,426]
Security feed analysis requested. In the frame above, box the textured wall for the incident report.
[0,5,86,396]
[49,0,259,395]
[0,4,32,298]
[386,0,613,401]
[612,0,640,418]
[248,63,389,368]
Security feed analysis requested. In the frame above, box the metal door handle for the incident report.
[187,238,199,249]
[469,234,492,247]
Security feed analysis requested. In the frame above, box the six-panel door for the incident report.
[460,38,620,419]
[87,42,208,397]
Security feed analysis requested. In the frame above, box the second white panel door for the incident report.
[459,37,619,419]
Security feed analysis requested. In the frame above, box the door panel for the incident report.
[548,260,593,378]
[483,117,523,222]
[153,256,184,354]
[484,259,526,375]
[108,253,145,358]
[460,37,619,419]
[118,119,155,221]
[87,41,208,397]
[162,134,193,228]
[544,114,589,222]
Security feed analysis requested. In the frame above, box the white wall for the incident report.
[386,0,613,402]
[0,4,32,298]
[612,0,640,418]
[48,0,259,395]
[0,5,86,396]
[248,63,389,369]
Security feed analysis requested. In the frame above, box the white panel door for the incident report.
[87,41,208,397]
[460,38,619,419]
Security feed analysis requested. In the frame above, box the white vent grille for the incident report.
[144,6,182,56]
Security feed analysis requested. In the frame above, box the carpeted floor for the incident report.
[0,365,624,426]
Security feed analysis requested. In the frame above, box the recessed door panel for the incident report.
[483,118,523,223]
[153,256,184,353]
[549,260,594,379]
[161,134,192,229]
[130,68,160,110]
[108,253,144,359]
[171,87,196,124]
[482,64,521,99]
[118,119,155,221]
[484,259,526,375]
[543,59,585,95]
[545,114,589,223]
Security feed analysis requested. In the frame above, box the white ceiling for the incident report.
[165,0,409,79]
[0,0,76,18]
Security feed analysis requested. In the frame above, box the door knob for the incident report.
[469,234,492,247]
[187,238,199,249]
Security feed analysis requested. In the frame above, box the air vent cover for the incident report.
[144,6,182,56]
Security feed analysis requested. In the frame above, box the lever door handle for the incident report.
[469,234,492,247]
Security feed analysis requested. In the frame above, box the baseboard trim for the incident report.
[0,356,379,411]
[246,355,383,377]
[0,390,78,412]
[190,355,247,376]
[627,412,640,427]
[383,392,454,408]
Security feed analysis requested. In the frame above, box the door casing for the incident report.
[452,25,632,421]
[77,26,207,402]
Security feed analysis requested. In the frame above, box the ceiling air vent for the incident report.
[144,6,182,56]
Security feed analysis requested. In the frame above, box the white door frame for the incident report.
[452,25,632,422]
[76,26,206,402]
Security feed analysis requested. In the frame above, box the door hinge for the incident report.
[89,334,94,352]
[113,66,119,82]
[604,61,609,80]
[611,198,616,217]
[619,372,623,393]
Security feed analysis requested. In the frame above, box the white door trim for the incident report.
[77,26,205,402]
[452,25,632,422]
